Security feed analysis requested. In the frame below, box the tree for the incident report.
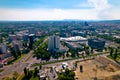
[11,48,17,59]
[66,52,69,57]
[82,52,85,59]
[76,52,79,57]
[113,49,118,60]
[65,68,70,74]
[34,67,39,77]
[17,50,21,56]
[39,64,42,69]
[58,52,62,57]
[57,68,75,80]
[68,71,75,78]
[104,47,107,51]
[27,70,32,79]
[13,71,18,80]
[2,77,12,80]
[24,67,28,77]
[93,65,98,80]
[71,51,76,57]
[110,47,114,57]
[0,37,3,43]
[24,67,32,79]
[84,46,90,56]
[80,65,83,72]
[75,61,77,68]
[62,55,65,59]
[23,42,28,47]
[34,42,51,60]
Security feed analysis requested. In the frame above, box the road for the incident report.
[0,36,115,80]
[0,52,111,80]
[0,37,49,80]
[40,52,110,68]
[0,50,34,80]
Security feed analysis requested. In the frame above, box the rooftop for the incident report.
[60,36,87,42]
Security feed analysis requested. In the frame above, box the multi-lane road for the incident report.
[0,37,49,80]
[0,50,35,80]
[0,36,118,80]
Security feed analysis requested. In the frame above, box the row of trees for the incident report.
[74,61,83,72]
[2,71,19,80]
[10,48,22,60]
[57,68,75,80]
[65,43,84,58]
[34,40,51,60]
[63,39,95,58]
[33,36,46,48]
[97,34,120,44]
[23,67,39,80]
[109,47,119,60]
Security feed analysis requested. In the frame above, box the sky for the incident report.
[0,0,120,21]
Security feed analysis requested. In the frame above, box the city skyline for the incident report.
[0,0,120,21]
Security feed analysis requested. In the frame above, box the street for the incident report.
[0,50,34,80]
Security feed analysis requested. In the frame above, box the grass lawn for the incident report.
[25,52,33,62]
[7,54,26,65]
[108,55,115,60]
[32,52,106,67]
[17,70,39,80]
[108,53,120,61]
[30,76,39,80]
[15,54,26,62]
[116,53,120,60]
[0,69,4,73]
[17,73,24,80]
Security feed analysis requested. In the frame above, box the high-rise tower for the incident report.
[48,35,60,52]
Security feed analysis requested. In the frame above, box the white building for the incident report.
[0,43,10,60]
[0,43,7,54]
[60,36,87,42]
[48,35,60,52]
[12,40,23,50]
[66,42,84,49]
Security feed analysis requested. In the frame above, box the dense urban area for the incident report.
[0,20,120,80]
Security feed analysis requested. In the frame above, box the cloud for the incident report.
[0,0,120,20]
[87,0,115,20]
[73,0,118,20]
[75,3,94,9]
[0,8,98,20]
[88,0,111,10]
[98,8,120,20]
[76,0,111,10]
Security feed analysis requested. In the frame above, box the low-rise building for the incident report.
[66,42,84,50]
[60,36,87,42]
[88,39,105,49]
[0,43,7,54]
[12,40,23,50]
[39,71,47,80]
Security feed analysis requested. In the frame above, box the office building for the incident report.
[48,35,60,52]
[0,43,7,54]
[88,39,105,49]
[12,40,22,50]
[29,34,35,49]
